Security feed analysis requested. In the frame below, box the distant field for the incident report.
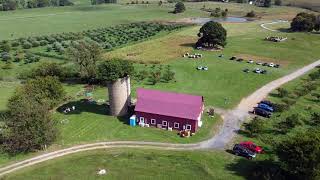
[3,149,251,180]
[0,2,310,40]
[283,0,320,12]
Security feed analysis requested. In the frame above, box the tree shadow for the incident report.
[224,155,255,179]
[269,92,280,98]
[179,43,196,48]
[56,99,109,116]
[225,158,285,180]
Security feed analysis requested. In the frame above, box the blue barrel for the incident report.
[129,115,136,127]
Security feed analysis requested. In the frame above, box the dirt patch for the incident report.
[236,54,290,67]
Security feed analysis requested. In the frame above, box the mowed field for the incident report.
[3,149,252,180]
[0,2,310,40]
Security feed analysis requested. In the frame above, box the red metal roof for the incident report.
[135,88,203,120]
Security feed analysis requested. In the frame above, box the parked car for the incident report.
[247,60,254,64]
[253,107,271,118]
[256,62,263,65]
[268,63,275,67]
[239,141,263,153]
[254,68,262,74]
[202,66,208,71]
[274,64,280,68]
[262,62,268,66]
[230,56,237,60]
[258,103,274,112]
[261,69,267,74]
[243,68,250,73]
[233,144,256,159]
[260,100,273,107]
[197,66,203,70]
[236,58,244,62]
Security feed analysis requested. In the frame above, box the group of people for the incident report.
[63,106,76,113]
[183,52,203,59]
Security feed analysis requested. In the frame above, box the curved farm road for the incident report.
[0,60,319,176]
[260,20,288,32]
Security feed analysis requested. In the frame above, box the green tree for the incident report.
[147,65,161,85]
[263,0,271,7]
[173,2,185,14]
[275,0,282,6]
[161,65,175,82]
[2,95,56,154]
[291,12,316,32]
[1,77,62,154]
[311,92,320,102]
[28,62,64,79]
[67,40,102,80]
[196,21,227,49]
[1,42,11,52]
[97,59,134,83]
[20,76,65,109]
[276,129,320,179]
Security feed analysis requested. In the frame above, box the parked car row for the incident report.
[243,68,268,74]
[226,56,280,68]
[233,141,263,159]
[253,100,274,118]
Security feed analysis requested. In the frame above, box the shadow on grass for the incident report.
[180,43,195,48]
[57,99,109,116]
[225,158,285,180]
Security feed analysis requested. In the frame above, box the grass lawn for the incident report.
[0,2,310,40]
[2,149,253,180]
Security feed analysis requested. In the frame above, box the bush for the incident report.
[277,88,289,98]
[275,0,282,6]
[246,11,256,18]
[22,42,32,49]
[244,117,265,137]
[11,41,20,47]
[31,41,40,47]
[174,2,185,14]
[1,43,11,52]
[273,103,289,112]
[40,40,48,46]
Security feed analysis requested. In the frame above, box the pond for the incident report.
[190,17,249,25]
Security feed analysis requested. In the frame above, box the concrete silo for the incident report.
[107,76,131,116]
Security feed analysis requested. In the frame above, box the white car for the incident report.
[256,62,263,65]
[268,63,275,67]
[203,66,208,71]
[197,66,203,70]
[248,60,254,64]
[254,68,262,74]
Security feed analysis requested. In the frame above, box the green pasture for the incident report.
[3,149,252,180]
[0,2,310,40]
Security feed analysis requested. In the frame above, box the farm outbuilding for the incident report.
[134,88,204,133]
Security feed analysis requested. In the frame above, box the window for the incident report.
[151,119,156,125]
[162,121,167,127]
[186,124,192,130]
[140,117,144,123]
[174,122,179,128]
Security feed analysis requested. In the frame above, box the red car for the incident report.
[239,141,263,153]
